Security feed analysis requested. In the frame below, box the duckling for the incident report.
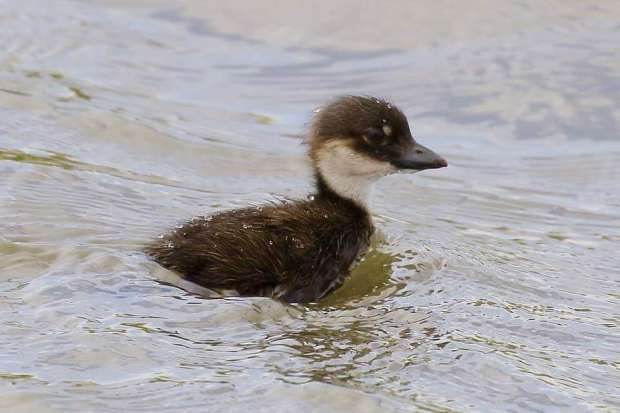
[146,96,447,303]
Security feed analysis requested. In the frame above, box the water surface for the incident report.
[1,1,619,412]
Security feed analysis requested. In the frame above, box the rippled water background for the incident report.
[1,1,619,412]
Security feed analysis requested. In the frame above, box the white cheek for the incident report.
[322,144,395,177]
[316,141,396,205]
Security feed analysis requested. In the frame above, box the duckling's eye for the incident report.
[362,127,385,145]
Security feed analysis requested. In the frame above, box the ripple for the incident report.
[1,0,620,412]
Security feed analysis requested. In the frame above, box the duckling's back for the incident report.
[145,197,372,303]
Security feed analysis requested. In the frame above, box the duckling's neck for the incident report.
[314,170,374,210]
[313,141,394,209]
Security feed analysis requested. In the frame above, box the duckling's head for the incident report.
[309,96,447,206]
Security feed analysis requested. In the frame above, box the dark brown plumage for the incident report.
[146,96,447,303]
[146,187,371,302]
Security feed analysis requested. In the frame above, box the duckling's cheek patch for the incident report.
[316,141,396,178]
[382,125,392,136]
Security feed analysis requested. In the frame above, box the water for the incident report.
[1,1,619,412]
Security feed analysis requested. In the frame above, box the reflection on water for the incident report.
[1,0,619,412]
[318,250,403,307]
